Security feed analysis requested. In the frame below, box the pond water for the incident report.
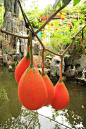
[0,66,86,129]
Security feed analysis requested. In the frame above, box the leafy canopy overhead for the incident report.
[53,0,82,9]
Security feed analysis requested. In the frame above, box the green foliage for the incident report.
[64,0,86,14]
[15,61,18,68]
[41,9,85,53]
[53,0,82,9]
[63,0,70,5]
[0,0,4,26]
[5,49,8,54]
[0,87,9,107]
[73,0,81,6]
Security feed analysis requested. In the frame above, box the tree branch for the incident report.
[62,25,86,56]
[0,28,30,39]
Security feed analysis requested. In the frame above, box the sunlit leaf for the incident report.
[73,0,81,6]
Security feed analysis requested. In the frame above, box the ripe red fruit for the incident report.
[18,67,48,110]
[42,74,55,106]
[46,14,49,19]
[15,56,37,84]
[69,24,72,28]
[51,82,69,110]
[42,17,46,21]
[56,13,60,17]
[51,23,53,26]
[61,17,64,20]
[55,28,58,31]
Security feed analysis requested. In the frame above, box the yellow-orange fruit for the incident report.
[18,67,48,110]
[42,75,55,106]
[51,82,69,110]
[15,57,37,84]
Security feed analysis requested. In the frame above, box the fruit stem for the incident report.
[27,39,30,54]
[29,31,33,68]
[59,56,63,82]
[26,39,30,59]
[42,49,45,76]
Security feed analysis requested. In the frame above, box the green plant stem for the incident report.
[26,39,30,59]
[29,31,33,68]
[27,39,30,54]
[42,49,45,75]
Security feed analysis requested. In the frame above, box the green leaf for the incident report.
[73,0,81,6]
[63,0,70,5]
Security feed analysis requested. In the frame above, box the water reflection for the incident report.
[0,66,86,129]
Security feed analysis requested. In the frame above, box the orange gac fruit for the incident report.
[18,67,48,110]
[42,74,55,106]
[51,82,69,110]
[15,56,37,84]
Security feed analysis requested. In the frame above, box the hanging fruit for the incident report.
[41,50,54,106]
[18,66,48,110]
[51,81,69,110]
[51,56,69,110]
[18,32,48,110]
[42,74,55,106]
[15,55,37,84]
[15,39,37,84]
